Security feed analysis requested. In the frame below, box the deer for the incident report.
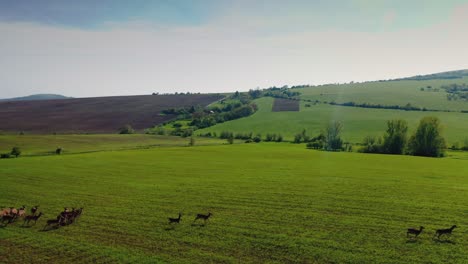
[407,226,424,238]
[31,205,39,215]
[168,213,182,224]
[43,215,65,230]
[193,212,212,223]
[1,207,17,217]
[434,225,457,239]
[75,208,83,218]
[1,214,17,225]
[17,205,27,217]
[23,212,43,226]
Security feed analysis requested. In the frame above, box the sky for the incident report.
[1,0,468,98]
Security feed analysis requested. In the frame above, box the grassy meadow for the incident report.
[0,134,225,156]
[292,77,468,112]
[198,97,468,144]
[1,143,467,263]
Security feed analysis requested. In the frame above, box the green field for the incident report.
[1,143,467,263]
[292,77,468,112]
[0,134,225,156]
[198,97,468,145]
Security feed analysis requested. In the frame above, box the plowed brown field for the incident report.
[0,94,223,133]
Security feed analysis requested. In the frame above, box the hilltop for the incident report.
[393,69,468,81]
[0,94,71,101]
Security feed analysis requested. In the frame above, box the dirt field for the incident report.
[0,94,223,133]
[272,98,300,111]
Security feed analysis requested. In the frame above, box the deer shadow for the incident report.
[433,238,456,244]
[39,226,60,232]
[405,239,420,244]
[164,226,176,231]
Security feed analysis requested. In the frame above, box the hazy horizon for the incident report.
[1,0,468,98]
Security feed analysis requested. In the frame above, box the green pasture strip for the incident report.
[0,134,224,156]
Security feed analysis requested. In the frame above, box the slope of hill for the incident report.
[197,97,468,145]
[292,77,468,112]
[0,94,223,133]
[0,94,71,101]
[394,69,468,81]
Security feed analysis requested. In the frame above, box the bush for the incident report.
[275,134,283,142]
[56,147,63,155]
[306,141,323,149]
[1,153,11,159]
[227,134,234,144]
[293,133,302,143]
[408,117,446,157]
[11,147,21,157]
[253,134,261,143]
[181,129,193,138]
[119,124,135,134]
[220,131,232,139]
[359,136,382,153]
[151,126,166,135]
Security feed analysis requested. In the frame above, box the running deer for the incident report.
[434,225,457,239]
[43,216,64,230]
[1,214,16,225]
[168,213,182,224]
[23,212,43,226]
[407,226,424,238]
[193,212,212,223]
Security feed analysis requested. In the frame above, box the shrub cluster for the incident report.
[1,147,21,159]
[360,117,447,157]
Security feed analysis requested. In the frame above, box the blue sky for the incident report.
[0,0,464,31]
[1,0,468,98]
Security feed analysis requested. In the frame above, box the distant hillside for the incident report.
[0,94,71,101]
[394,69,468,81]
[0,94,223,133]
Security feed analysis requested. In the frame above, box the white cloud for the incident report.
[0,5,468,98]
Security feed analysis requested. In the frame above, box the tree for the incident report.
[11,146,21,157]
[382,119,408,154]
[324,121,343,151]
[119,124,135,134]
[227,133,234,144]
[293,133,302,143]
[360,135,381,153]
[189,136,195,146]
[408,117,446,157]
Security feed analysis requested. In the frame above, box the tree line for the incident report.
[360,117,447,157]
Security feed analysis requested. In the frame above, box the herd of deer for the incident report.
[0,205,83,230]
[1,206,458,241]
[407,225,458,240]
[168,212,213,225]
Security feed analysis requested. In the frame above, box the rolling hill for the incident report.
[0,94,223,134]
[198,70,468,145]
[0,94,71,101]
